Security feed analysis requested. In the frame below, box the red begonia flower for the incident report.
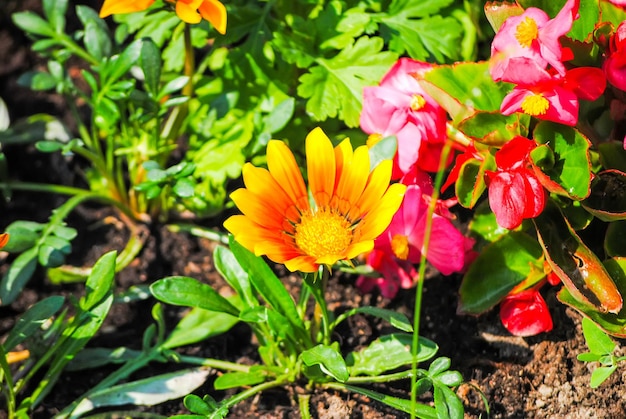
[500,289,553,337]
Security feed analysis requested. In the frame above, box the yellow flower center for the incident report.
[515,16,538,48]
[521,94,550,116]
[391,234,410,260]
[411,94,427,111]
[367,133,383,148]
[294,208,353,259]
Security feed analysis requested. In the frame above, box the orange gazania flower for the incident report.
[99,0,227,34]
[224,127,406,273]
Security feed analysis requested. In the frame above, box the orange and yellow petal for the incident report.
[358,183,406,241]
[345,240,375,260]
[306,127,336,208]
[333,143,370,216]
[99,0,155,17]
[354,159,393,218]
[229,188,285,231]
[267,140,308,211]
[284,255,319,273]
[198,0,227,34]
[176,0,204,23]
[241,164,299,225]
[0,233,8,249]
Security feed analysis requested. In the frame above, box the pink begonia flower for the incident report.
[360,58,448,177]
[490,0,579,81]
[604,21,626,91]
[486,136,547,230]
[608,0,626,6]
[500,289,553,337]
[500,58,606,126]
[356,169,475,298]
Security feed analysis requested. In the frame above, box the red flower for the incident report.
[500,289,553,337]
[604,21,626,91]
[486,136,547,229]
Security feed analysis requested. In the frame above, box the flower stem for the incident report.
[410,138,454,418]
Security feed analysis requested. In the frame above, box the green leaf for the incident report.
[337,306,413,332]
[605,221,626,257]
[297,36,397,127]
[3,221,43,252]
[455,155,494,209]
[263,97,295,134]
[380,0,461,62]
[428,357,451,375]
[581,317,616,355]
[228,237,305,332]
[556,257,626,337]
[534,202,623,314]
[459,232,544,314]
[0,248,38,306]
[421,62,512,123]
[163,306,240,349]
[70,368,211,417]
[598,142,626,173]
[577,352,602,362]
[368,136,397,171]
[342,384,438,419]
[582,170,626,221]
[458,112,529,146]
[531,122,592,199]
[140,38,162,96]
[150,276,240,317]
[346,334,438,376]
[43,0,67,33]
[12,12,54,37]
[300,344,349,382]
[173,178,196,198]
[17,71,57,91]
[213,368,267,390]
[3,296,64,350]
[434,384,464,419]
[590,365,617,388]
[568,0,599,42]
[80,251,117,311]
[213,244,256,308]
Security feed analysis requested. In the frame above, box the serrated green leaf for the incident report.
[297,36,397,127]
[346,334,438,376]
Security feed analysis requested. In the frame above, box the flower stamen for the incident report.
[295,208,353,259]
[391,234,410,260]
[515,16,539,48]
[521,94,550,116]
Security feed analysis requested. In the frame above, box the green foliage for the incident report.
[577,317,626,388]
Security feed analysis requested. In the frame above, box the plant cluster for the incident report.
[3,0,626,417]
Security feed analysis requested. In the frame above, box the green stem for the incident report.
[176,355,252,372]
[307,269,331,345]
[166,223,229,244]
[0,346,16,419]
[410,139,453,419]
[219,377,288,412]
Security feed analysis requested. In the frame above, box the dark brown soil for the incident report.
[2,2,625,419]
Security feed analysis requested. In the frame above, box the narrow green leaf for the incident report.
[163,306,239,349]
[339,306,412,332]
[213,369,267,390]
[0,248,38,306]
[428,357,451,376]
[80,251,117,311]
[140,38,162,96]
[43,0,67,33]
[342,384,438,419]
[577,352,602,362]
[70,368,211,417]
[213,244,256,308]
[229,237,304,331]
[4,295,64,350]
[150,276,240,317]
[434,384,464,419]
[12,12,54,37]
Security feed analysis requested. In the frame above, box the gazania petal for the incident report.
[334,144,370,215]
[100,0,154,17]
[354,160,394,217]
[306,127,336,208]
[359,183,407,241]
[175,1,202,24]
[242,164,298,222]
[267,140,308,211]
[284,255,319,272]
[199,0,227,34]
[230,189,285,230]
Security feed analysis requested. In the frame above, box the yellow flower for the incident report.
[99,0,227,34]
[224,127,406,273]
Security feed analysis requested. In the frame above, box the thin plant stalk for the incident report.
[410,138,454,418]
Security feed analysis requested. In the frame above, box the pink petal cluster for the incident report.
[360,58,448,177]
[500,289,553,336]
[356,168,475,298]
[490,0,579,80]
[500,59,606,126]
[486,136,546,230]
[490,0,606,126]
